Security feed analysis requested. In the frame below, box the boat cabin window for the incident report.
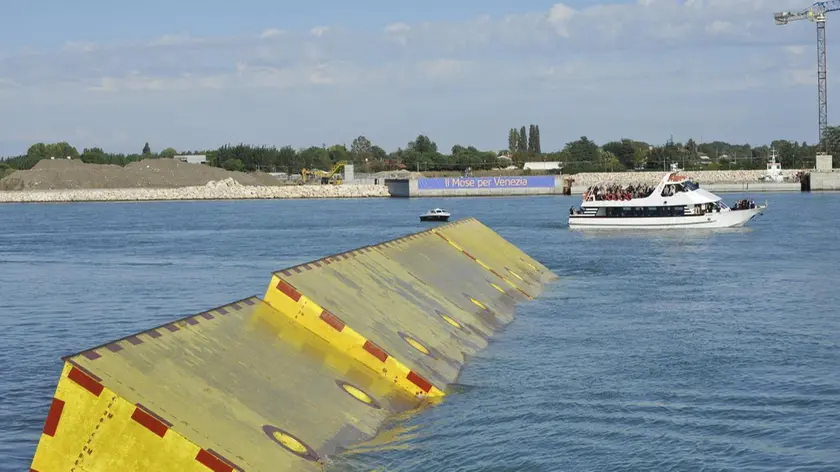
[604,206,685,217]
[661,180,699,196]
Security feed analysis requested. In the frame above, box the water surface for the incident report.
[1,193,838,471]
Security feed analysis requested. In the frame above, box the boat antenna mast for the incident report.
[774,1,840,154]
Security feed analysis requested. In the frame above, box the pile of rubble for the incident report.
[0,158,285,190]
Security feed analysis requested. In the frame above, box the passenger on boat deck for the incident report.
[584,183,654,201]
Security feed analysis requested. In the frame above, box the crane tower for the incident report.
[774,0,840,153]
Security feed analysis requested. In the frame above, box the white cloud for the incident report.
[259,28,285,39]
[385,22,410,34]
[0,1,832,155]
[784,44,807,55]
[309,26,329,37]
[62,42,97,53]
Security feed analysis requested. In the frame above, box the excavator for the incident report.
[300,160,347,185]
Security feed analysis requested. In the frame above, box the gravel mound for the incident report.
[371,169,424,179]
[0,158,284,190]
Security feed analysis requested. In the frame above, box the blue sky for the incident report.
[0,0,834,156]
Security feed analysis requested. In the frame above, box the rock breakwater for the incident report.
[0,178,389,203]
[568,169,800,187]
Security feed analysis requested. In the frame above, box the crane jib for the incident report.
[773,0,840,153]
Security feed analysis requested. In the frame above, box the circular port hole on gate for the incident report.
[262,425,319,462]
[470,297,487,310]
[399,332,431,356]
[490,282,506,294]
[435,309,464,330]
[336,380,381,409]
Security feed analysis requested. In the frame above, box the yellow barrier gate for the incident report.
[30,218,557,471]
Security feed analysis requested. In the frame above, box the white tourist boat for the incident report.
[568,170,767,229]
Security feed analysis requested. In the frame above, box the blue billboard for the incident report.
[417,175,556,190]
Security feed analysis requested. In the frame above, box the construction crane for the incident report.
[300,160,347,185]
[774,1,840,153]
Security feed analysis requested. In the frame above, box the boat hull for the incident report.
[568,207,764,229]
[420,215,450,222]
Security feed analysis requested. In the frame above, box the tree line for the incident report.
[3,125,839,178]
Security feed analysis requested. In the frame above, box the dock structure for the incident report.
[385,175,566,197]
[385,175,809,198]
[801,154,840,190]
[29,218,557,472]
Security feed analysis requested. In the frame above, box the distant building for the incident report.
[523,161,562,171]
[174,155,206,165]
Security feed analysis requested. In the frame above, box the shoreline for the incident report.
[0,183,810,205]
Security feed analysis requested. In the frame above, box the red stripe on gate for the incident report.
[462,251,476,261]
[42,398,65,437]
[435,232,449,242]
[320,310,345,331]
[363,340,388,362]
[81,350,100,360]
[196,449,237,472]
[407,371,433,393]
[68,366,103,396]
[131,405,169,437]
[275,279,301,302]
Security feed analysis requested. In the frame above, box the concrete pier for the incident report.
[807,170,840,190]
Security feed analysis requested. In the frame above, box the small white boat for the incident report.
[568,170,767,229]
[419,208,450,222]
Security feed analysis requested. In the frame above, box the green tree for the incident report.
[408,135,437,154]
[221,158,244,172]
[327,144,348,164]
[632,147,647,170]
[518,126,527,152]
[299,146,332,171]
[823,126,840,166]
[80,147,108,164]
[600,150,622,171]
[508,128,518,154]
[349,136,373,167]
[160,147,177,158]
[371,145,387,161]
[534,125,541,154]
[528,125,536,153]
[602,139,638,169]
[564,136,599,163]
[142,142,151,155]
